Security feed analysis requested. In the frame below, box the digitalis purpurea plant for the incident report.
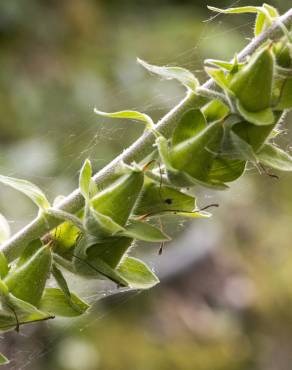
[0,4,292,365]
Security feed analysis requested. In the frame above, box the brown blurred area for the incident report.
[1,1,292,369]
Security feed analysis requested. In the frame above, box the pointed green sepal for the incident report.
[137,58,199,91]
[232,121,276,152]
[4,244,52,306]
[205,56,244,73]
[208,157,246,183]
[121,220,170,242]
[0,293,53,332]
[204,67,232,94]
[236,101,274,126]
[39,288,89,317]
[0,175,50,210]
[94,108,156,132]
[202,99,230,123]
[79,159,93,201]
[134,181,195,216]
[51,263,88,316]
[208,4,278,38]
[84,206,125,237]
[117,256,159,289]
[254,4,279,36]
[0,353,9,365]
[256,144,292,171]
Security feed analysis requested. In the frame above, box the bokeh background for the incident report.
[1,0,292,369]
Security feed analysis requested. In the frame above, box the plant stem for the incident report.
[196,87,230,105]
[1,8,292,262]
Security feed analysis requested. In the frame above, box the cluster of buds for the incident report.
[0,3,291,365]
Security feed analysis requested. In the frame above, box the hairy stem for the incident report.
[1,8,292,262]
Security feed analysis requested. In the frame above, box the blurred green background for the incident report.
[1,1,292,369]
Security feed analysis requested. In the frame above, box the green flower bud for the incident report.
[232,121,276,152]
[170,120,224,182]
[91,168,144,227]
[229,46,274,112]
[172,109,206,146]
[72,235,131,286]
[74,235,132,275]
[4,245,52,306]
[273,40,292,68]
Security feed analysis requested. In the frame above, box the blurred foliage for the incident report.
[1,0,292,370]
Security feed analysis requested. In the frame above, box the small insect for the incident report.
[258,163,280,180]
[164,198,172,205]
[158,218,165,255]
[158,242,164,255]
